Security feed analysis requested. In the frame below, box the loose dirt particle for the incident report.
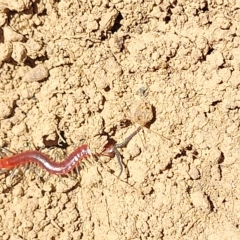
[0,0,33,12]
[0,42,12,63]
[188,165,200,180]
[191,191,210,210]
[0,12,7,26]
[100,8,119,32]
[0,101,12,119]
[12,42,27,64]
[208,147,222,164]
[3,26,24,42]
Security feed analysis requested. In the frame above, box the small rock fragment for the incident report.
[229,70,240,89]
[104,57,122,76]
[3,26,24,42]
[23,65,49,82]
[210,165,221,181]
[100,8,119,32]
[0,101,12,119]
[0,42,13,62]
[0,12,7,27]
[208,147,222,164]
[188,165,200,180]
[0,0,33,12]
[12,42,27,64]
[191,191,210,210]
[206,50,224,69]
[133,102,154,126]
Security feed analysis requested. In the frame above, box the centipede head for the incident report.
[100,142,116,158]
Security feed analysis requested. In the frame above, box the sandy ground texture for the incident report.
[0,0,240,239]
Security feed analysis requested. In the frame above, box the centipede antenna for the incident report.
[114,147,123,177]
[116,126,142,149]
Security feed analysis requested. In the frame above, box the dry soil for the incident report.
[0,0,240,240]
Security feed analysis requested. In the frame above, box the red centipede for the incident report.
[0,145,92,175]
[0,127,141,177]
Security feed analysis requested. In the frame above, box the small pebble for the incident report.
[12,42,27,64]
[23,64,49,82]
[133,102,154,126]
[188,165,200,180]
[0,42,13,62]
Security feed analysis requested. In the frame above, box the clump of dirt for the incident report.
[0,0,240,239]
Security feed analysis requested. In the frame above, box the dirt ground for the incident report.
[0,0,240,239]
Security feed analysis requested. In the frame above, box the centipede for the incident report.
[0,127,142,179]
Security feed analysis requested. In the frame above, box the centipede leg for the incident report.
[69,169,80,181]
[45,174,51,182]
[70,170,74,179]
[4,167,20,187]
[88,153,96,165]
[34,166,44,179]
[28,163,34,172]
[9,167,18,179]
[20,164,29,184]
[22,163,29,174]
[0,169,8,174]
[81,161,88,171]
[75,165,80,176]
[80,162,86,172]
[75,167,82,181]
[0,147,15,156]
